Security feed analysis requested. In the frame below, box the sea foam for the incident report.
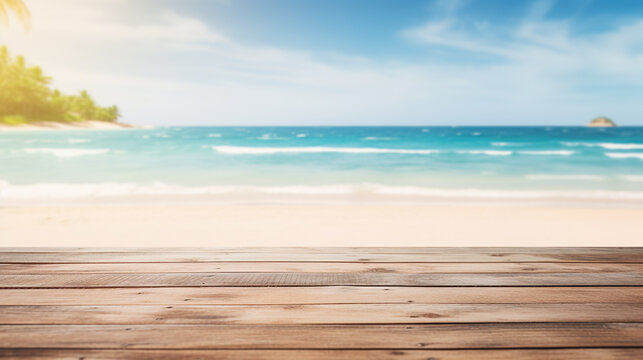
[21,148,110,158]
[605,153,643,160]
[2,181,643,202]
[457,150,513,156]
[257,134,285,140]
[622,175,643,182]
[211,146,440,155]
[562,142,643,150]
[364,137,397,141]
[598,143,643,150]
[491,142,524,147]
[0,182,354,200]
[525,174,604,181]
[519,150,574,156]
[363,184,643,200]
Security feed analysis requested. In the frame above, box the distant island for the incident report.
[588,117,617,127]
[0,46,128,129]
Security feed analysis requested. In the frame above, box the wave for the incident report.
[211,146,579,157]
[208,133,222,138]
[599,143,643,150]
[622,175,643,182]
[561,142,594,147]
[295,134,307,138]
[491,142,524,147]
[605,153,643,160]
[22,139,91,144]
[457,150,512,156]
[257,134,285,140]
[364,137,397,141]
[23,139,54,144]
[211,146,440,155]
[21,148,110,158]
[562,142,643,150]
[525,174,604,181]
[519,150,574,156]
[3,181,643,201]
[364,184,643,200]
[0,182,353,199]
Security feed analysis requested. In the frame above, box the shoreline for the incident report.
[2,182,643,208]
[0,120,141,131]
[1,204,642,246]
[2,196,643,209]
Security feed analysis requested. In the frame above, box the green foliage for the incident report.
[1,114,27,125]
[0,45,121,123]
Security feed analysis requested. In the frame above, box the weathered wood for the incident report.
[1,247,641,357]
[1,272,641,287]
[1,304,641,325]
[3,262,642,274]
[2,324,642,349]
[3,286,641,305]
[2,251,642,263]
[1,349,641,360]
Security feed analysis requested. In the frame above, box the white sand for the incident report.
[0,121,138,131]
[1,204,641,247]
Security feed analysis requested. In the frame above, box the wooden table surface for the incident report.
[0,247,642,359]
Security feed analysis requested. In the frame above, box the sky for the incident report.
[1,0,643,126]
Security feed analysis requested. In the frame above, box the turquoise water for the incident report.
[1,126,643,204]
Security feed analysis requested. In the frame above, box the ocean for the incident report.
[1,126,643,206]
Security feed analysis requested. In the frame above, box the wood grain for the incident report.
[1,247,641,358]
[3,262,642,274]
[2,251,642,263]
[2,286,641,305]
[1,272,641,287]
[2,324,642,349]
[1,349,641,360]
[1,304,641,324]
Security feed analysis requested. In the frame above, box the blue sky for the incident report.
[178,0,643,60]
[2,0,643,125]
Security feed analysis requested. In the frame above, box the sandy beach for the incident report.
[1,204,642,247]
[0,121,138,131]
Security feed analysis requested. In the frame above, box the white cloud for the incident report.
[402,20,516,57]
[82,11,228,44]
[1,0,642,125]
[402,5,643,82]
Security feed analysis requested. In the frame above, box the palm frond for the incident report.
[0,0,31,31]
[0,3,10,28]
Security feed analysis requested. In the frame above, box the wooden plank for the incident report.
[2,247,641,254]
[1,349,642,360]
[3,262,642,274]
[1,304,641,325]
[1,324,642,349]
[1,272,641,287]
[1,248,640,357]
[3,286,641,305]
[2,251,642,263]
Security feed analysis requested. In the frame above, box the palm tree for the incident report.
[0,0,31,31]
